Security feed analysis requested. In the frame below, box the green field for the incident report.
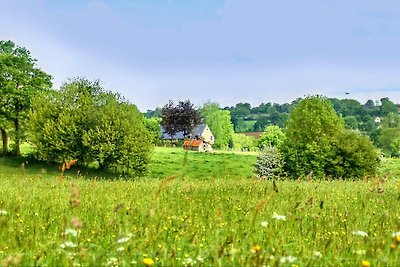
[1,148,400,266]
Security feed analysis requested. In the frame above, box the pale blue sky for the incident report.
[1,0,400,111]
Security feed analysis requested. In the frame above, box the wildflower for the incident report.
[313,251,322,258]
[390,243,397,250]
[182,257,195,266]
[352,230,368,237]
[251,245,261,253]
[355,249,366,255]
[117,237,130,244]
[143,258,154,266]
[106,257,118,267]
[392,232,400,238]
[280,255,297,264]
[117,247,125,252]
[272,212,286,221]
[60,241,77,249]
[65,228,78,237]
[261,221,269,228]
[361,260,370,267]
[71,217,83,229]
[0,210,7,215]
[196,256,204,263]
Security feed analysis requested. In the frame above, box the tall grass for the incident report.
[1,148,400,265]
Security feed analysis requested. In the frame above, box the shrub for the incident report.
[253,146,284,179]
[283,96,379,179]
[258,125,286,149]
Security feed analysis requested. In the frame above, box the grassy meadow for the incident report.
[1,147,400,266]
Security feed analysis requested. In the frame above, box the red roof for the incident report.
[183,140,203,147]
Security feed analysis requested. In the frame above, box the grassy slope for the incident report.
[1,148,400,265]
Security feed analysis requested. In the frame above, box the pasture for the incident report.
[1,148,400,266]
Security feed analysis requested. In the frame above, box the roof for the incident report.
[162,124,209,140]
[183,140,203,147]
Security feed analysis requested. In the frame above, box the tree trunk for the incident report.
[14,117,21,156]
[1,128,8,156]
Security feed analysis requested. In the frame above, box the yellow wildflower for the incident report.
[143,258,154,266]
[361,260,370,267]
[251,245,261,253]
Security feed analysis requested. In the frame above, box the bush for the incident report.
[258,125,286,149]
[253,146,284,179]
[283,96,379,179]
[29,78,153,177]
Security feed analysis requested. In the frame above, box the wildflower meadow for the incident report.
[1,149,400,266]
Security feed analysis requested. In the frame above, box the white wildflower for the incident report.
[272,212,286,221]
[117,247,125,252]
[313,251,322,258]
[352,230,368,237]
[182,257,195,266]
[280,255,297,264]
[355,249,366,255]
[65,228,78,237]
[130,260,137,265]
[392,232,400,238]
[196,256,204,263]
[261,221,269,228]
[0,210,7,215]
[116,237,130,244]
[60,241,77,249]
[106,257,118,267]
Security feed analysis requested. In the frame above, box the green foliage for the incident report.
[28,78,152,176]
[0,40,52,156]
[258,125,286,149]
[143,117,161,145]
[253,146,284,179]
[200,102,234,149]
[378,128,400,155]
[286,96,344,144]
[283,96,379,179]
[231,133,257,151]
[390,138,400,157]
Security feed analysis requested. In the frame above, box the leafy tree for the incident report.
[0,40,52,156]
[29,78,152,176]
[200,102,234,149]
[252,116,270,131]
[285,96,344,144]
[258,125,286,149]
[390,138,400,157]
[344,116,359,130]
[231,133,257,151]
[143,117,161,145]
[378,128,400,155]
[161,100,201,139]
[282,96,378,179]
[380,97,398,116]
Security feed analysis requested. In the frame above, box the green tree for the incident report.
[0,40,52,156]
[285,96,344,144]
[258,125,286,149]
[282,96,378,179]
[143,117,161,145]
[231,133,257,151]
[200,102,234,149]
[29,78,152,176]
[380,97,398,116]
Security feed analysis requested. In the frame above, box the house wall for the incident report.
[200,126,215,144]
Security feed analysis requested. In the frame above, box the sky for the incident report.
[1,0,400,111]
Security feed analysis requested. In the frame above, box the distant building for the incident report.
[162,124,214,152]
[374,117,381,124]
[243,132,263,139]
